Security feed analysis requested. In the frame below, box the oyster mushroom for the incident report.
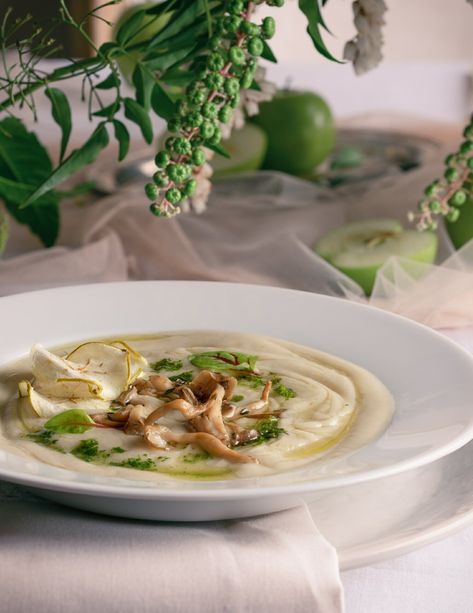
[145,398,204,425]
[144,425,257,464]
[189,370,237,401]
[189,384,229,443]
[124,404,148,435]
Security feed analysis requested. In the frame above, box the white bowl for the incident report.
[1,281,473,521]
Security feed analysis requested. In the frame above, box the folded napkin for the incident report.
[0,484,343,613]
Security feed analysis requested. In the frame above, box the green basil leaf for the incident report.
[189,351,258,372]
[45,409,95,434]
[116,9,147,46]
[132,63,155,110]
[124,97,153,144]
[95,72,120,90]
[112,119,130,161]
[150,83,176,121]
[20,123,109,208]
[45,87,72,162]
[0,214,8,253]
[298,0,341,62]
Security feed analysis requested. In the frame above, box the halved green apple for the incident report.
[314,219,438,295]
[211,123,267,178]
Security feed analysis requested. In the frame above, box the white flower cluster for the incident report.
[343,0,387,75]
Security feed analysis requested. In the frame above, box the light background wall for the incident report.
[258,0,473,63]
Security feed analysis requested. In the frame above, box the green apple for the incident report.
[446,197,473,249]
[252,90,335,175]
[211,123,267,178]
[314,218,438,295]
[114,2,171,83]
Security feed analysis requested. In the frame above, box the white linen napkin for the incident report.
[0,485,343,613]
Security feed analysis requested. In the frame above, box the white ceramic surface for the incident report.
[1,281,473,521]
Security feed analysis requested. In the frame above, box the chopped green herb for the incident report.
[150,358,183,372]
[45,409,94,434]
[237,374,265,389]
[111,455,168,471]
[254,417,287,443]
[182,451,211,464]
[231,394,244,402]
[189,351,258,373]
[110,446,125,454]
[25,429,63,452]
[273,383,296,400]
[169,370,194,383]
[71,438,99,462]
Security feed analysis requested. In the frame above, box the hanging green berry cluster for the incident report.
[145,0,283,217]
[410,114,473,231]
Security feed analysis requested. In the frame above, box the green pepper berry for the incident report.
[449,189,468,206]
[268,0,284,6]
[200,121,216,139]
[447,208,461,223]
[202,101,218,118]
[207,53,225,72]
[428,200,442,213]
[167,119,181,133]
[166,187,182,204]
[176,100,188,117]
[165,137,176,152]
[186,111,204,128]
[218,105,233,123]
[224,77,240,96]
[189,89,208,107]
[223,15,242,33]
[173,137,192,155]
[444,153,456,166]
[261,16,276,39]
[417,199,429,212]
[229,92,241,108]
[149,203,163,217]
[183,179,197,197]
[229,0,244,14]
[460,141,473,154]
[229,46,246,66]
[445,167,460,183]
[240,70,254,89]
[241,21,260,36]
[155,151,170,168]
[463,126,473,140]
[427,220,438,231]
[424,182,439,197]
[248,37,264,57]
[192,148,206,166]
[208,126,222,145]
[467,158,473,170]
[206,72,224,90]
[209,36,222,51]
[167,163,189,183]
[145,183,159,201]
[153,171,169,188]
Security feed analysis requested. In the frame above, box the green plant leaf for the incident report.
[261,40,277,63]
[124,97,153,144]
[160,67,194,87]
[92,100,120,118]
[146,44,196,72]
[45,87,72,162]
[112,119,130,161]
[0,213,8,254]
[298,0,341,62]
[132,63,155,110]
[150,83,176,121]
[204,141,230,159]
[147,0,208,48]
[95,72,120,90]
[0,117,59,246]
[20,123,109,208]
[146,18,209,57]
[116,8,147,46]
[45,409,95,434]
